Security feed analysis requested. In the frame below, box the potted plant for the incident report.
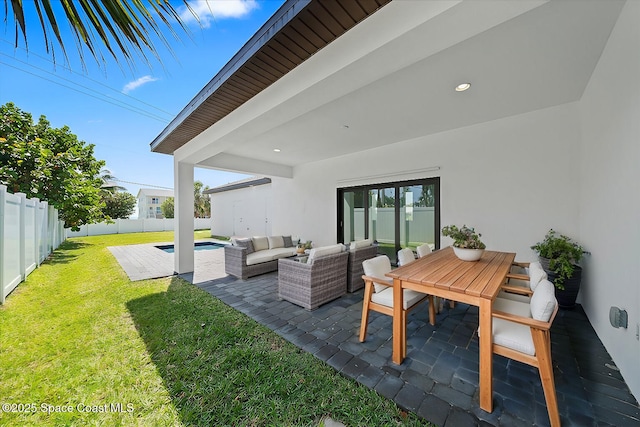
[442,224,486,261]
[531,229,586,308]
[297,240,312,254]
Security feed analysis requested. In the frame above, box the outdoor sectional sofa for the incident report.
[224,235,298,280]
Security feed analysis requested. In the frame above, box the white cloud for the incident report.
[122,75,159,94]
[180,0,259,28]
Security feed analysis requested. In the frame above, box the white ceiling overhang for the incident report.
[174,0,625,178]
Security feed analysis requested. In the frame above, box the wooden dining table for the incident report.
[386,246,515,413]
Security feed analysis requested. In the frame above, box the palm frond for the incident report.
[4,0,195,68]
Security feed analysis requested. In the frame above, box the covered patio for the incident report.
[149,0,640,419]
[107,241,640,425]
[182,257,639,426]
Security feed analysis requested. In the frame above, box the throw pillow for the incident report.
[235,238,254,254]
[282,235,293,247]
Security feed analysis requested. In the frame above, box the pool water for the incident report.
[156,242,225,253]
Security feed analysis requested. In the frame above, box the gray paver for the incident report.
[108,243,640,427]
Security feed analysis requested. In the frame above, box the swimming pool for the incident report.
[155,242,225,253]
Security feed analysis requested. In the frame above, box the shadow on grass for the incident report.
[126,276,271,425]
[45,240,90,265]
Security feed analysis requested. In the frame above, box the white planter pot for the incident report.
[453,247,484,261]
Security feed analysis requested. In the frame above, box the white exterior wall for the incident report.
[210,184,272,237]
[578,1,640,399]
[271,102,580,261]
[265,4,640,399]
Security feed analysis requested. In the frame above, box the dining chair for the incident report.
[486,279,561,427]
[416,243,432,258]
[498,261,548,303]
[397,247,416,266]
[359,255,434,357]
[415,244,452,311]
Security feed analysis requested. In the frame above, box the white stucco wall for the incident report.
[266,3,639,400]
[271,102,581,262]
[578,0,640,399]
[210,184,272,237]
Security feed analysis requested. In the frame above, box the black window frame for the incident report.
[337,177,441,258]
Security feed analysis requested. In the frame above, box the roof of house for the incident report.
[136,188,175,199]
[149,0,390,155]
[204,177,271,194]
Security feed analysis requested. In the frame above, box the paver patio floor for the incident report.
[110,244,640,426]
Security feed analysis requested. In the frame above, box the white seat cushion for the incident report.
[371,287,426,310]
[307,244,344,264]
[493,297,531,317]
[246,251,275,266]
[246,248,296,265]
[493,318,536,356]
[497,290,530,303]
[362,255,392,293]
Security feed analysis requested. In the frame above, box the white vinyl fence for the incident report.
[0,185,65,304]
[66,218,211,237]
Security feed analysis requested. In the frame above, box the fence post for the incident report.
[0,185,5,303]
[18,192,26,281]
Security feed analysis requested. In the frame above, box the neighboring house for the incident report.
[149,1,639,400]
[204,177,272,237]
[136,188,174,219]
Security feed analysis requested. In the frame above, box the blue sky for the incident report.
[0,0,285,215]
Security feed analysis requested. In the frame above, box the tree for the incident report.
[4,0,193,68]
[194,180,210,218]
[161,197,174,219]
[161,180,209,219]
[100,168,127,193]
[0,102,107,230]
[102,192,136,219]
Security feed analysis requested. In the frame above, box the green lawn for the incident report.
[0,232,431,426]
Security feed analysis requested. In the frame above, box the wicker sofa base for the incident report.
[347,245,379,292]
[278,252,349,310]
[225,258,279,280]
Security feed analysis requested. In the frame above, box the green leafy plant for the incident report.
[441,225,486,249]
[531,229,586,290]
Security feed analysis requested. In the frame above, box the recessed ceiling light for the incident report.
[455,83,471,92]
[273,148,281,152]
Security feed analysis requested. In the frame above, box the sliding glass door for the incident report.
[338,178,440,264]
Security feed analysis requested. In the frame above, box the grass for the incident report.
[0,231,431,426]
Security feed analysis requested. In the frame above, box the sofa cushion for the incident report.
[268,236,285,249]
[246,251,275,266]
[307,244,344,265]
[349,238,373,252]
[234,238,254,254]
[268,247,297,260]
[283,235,293,247]
[245,248,297,265]
[251,236,269,251]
